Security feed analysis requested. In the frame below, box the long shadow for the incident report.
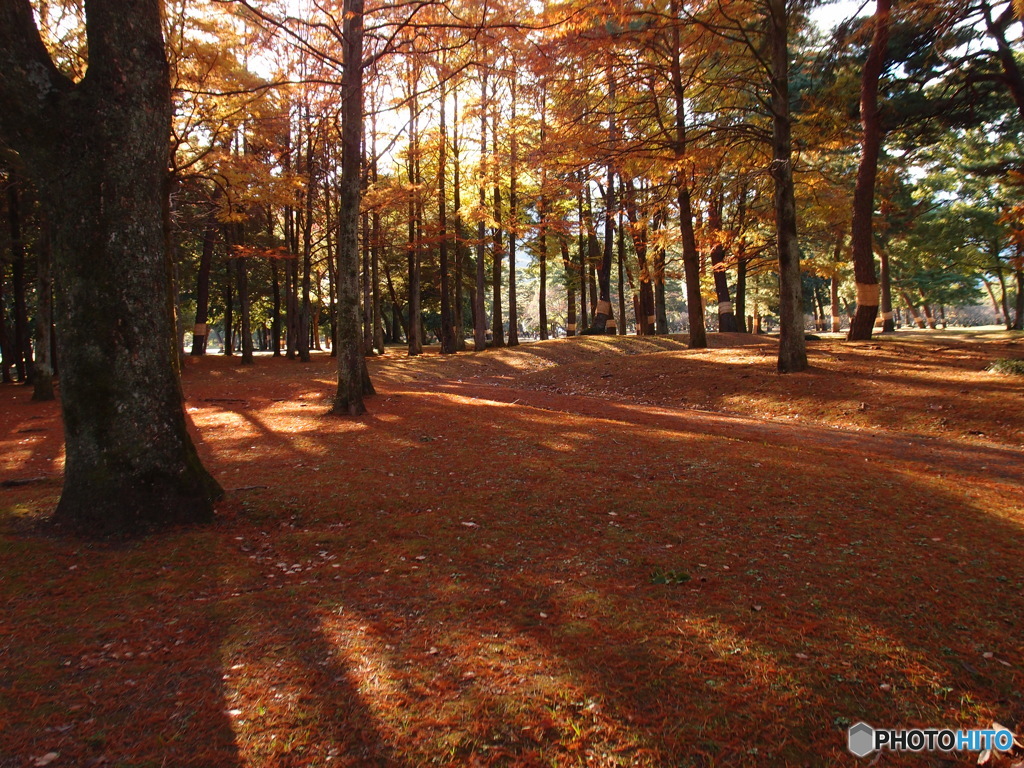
[420,380,1024,483]
[0,532,242,767]
[316,385,1023,764]
[212,567,405,767]
[8,347,1019,766]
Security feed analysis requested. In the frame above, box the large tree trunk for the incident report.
[332,0,374,415]
[767,0,808,372]
[848,0,891,340]
[0,0,221,534]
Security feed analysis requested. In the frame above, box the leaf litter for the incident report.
[1,330,1022,766]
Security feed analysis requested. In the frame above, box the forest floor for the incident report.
[2,329,1023,767]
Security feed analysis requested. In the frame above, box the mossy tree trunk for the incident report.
[0,0,221,535]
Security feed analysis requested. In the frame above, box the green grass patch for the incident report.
[988,358,1024,375]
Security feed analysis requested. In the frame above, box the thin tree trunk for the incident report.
[654,213,668,334]
[848,0,891,340]
[900,290,925,328]
[878,239,894,332]
[617,209,626,335]
[507,76,519,346]
[32,219,55,401]
[767,0,808,371]
[191,214,217,355]
[997,269,1012,330]
[1014,262,1024,331]
[407,88,422,356]
[8,181,32,382]
[538,91,550,340]
[370,113,385,354]
[491,79,505,348]
[560,237,577,337]
[438,79,456,354]
[474,66,488,351]
[451,89,467,351]
[577,176,589,332]
[223,259,234,356]
[271,258,282,356]
[235,255,253,364]
[709,191,738,333]
[921,296,937,330]
[0,255,10,383]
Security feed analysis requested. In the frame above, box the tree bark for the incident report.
[507,76,519,347]
[474,67,489,351]
[438,80,456,354]
[190,214,216,355]
[222,259,234,356]
[0,255,10,384]
[577,176,589,333]
[708,190,738,333]
[766,0,808,372]
[332,0,374,415]
[490,76,505,349]
[234,255,253,364]
[451,90,467,351]
[878,240,894,332]
[406,91,423,356]
[0,0,220,533]
[669,0,707,348]
[32,219,55,401]
[848,0,891,340]
[8,180,32,382]
[560,237,577,337]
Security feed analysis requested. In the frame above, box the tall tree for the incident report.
[848,0,892,339]
[765,0,808,371]
[333,0,375,415]
[0,0,221,533]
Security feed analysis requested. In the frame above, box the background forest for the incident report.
[2,0,1023,388]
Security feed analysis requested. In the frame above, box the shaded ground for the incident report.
[1,330,1022,767]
